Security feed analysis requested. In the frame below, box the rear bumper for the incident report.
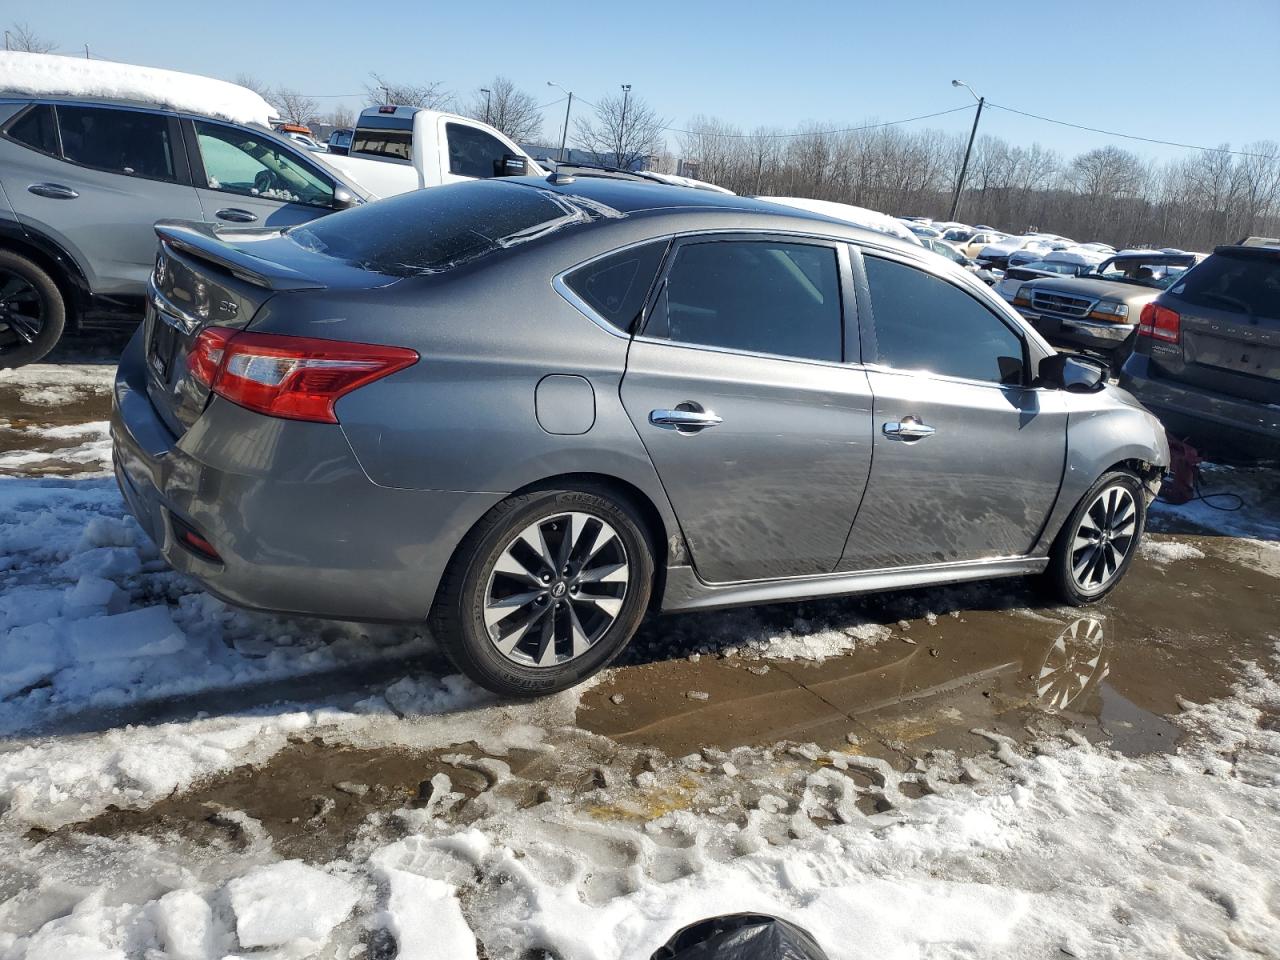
[110,327,504,621]
[1017,309,1136,355]
[1119,354,1280,460]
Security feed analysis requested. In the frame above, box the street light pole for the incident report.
[547,82,574,163]
[949,80,984,222]
[619,83,631,168]
[480,88,491,125]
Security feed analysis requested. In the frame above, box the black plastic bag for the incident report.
[650,913,830,960]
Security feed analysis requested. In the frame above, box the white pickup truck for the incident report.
[314,106,546,199]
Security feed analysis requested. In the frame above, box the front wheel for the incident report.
[1045,470,1146,605]
[429,488,654,697]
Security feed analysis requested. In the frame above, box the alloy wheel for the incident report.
[0,269,45,356]
[1070,485,1137,593]
[483,511,630,668]
[1035,617,1108,709]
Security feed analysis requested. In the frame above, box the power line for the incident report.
[661,104,974,139]
[987,102,1274,159]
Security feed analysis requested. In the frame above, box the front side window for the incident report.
[57,106,175,181]
[645,240,843,362]
[6,104,58,154]
[195,121,334,207]
[865,255,1025,385]
[446,123,510,179]
[564,241,668,332]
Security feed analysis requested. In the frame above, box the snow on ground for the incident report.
[1140,538,1206,564]
[1,362,1278,958]
[0,51,275,126]
[1151,463,1280,543]
[0,364,115,406]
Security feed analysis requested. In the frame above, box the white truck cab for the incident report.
[314,106,545,199]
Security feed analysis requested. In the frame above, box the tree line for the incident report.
[9,19,1278,250]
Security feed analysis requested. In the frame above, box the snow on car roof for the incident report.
[0,51,275,125]
[1044,247,1108,266]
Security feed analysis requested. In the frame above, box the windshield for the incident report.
[1020,261,1079,275]
[350,127,412,161]
[1095,256,1194,290]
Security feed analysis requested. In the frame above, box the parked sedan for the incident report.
[1120,244,1279,461]
[111,178,1168,697]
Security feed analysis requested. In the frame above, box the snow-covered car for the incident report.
[995,258,1097,302]
[762,197,923,245]
[315,104,546,200]
[977,235,1054,271]
[958,230,1007,259]
[919,237,999,284]
[906,223,943,240]
[0,52,366,367]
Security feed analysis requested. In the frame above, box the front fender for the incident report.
[1032,389,1169,555]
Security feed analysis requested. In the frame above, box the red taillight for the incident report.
[1138,303,1181,343]
[189,327,418,423]
[187,326,233,388]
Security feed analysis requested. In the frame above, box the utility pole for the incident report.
[547,82,574,163]
[619,83,631,169]
[949,80,984,222]
[84,44,91,59]
[480,88,491,125]
[382,84,391,106]
[3,31,10,51]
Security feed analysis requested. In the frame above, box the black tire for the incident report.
[0,250,66,368]
[1045,469,1146,605]
[429,486,655,697]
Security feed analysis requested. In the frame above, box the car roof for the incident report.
[511,175,926,252]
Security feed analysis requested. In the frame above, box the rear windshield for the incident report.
[1171,251,1280,317]
[350,127,412,161]
[288,181,604,277]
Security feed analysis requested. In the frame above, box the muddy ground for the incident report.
[4,334,1277,871]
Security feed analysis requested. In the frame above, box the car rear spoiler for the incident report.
[154,220,325,291]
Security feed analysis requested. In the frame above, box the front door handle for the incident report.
[883,416,936,441]
[215,208,258,223]
[28,182,79,199]
[650,406,723,433]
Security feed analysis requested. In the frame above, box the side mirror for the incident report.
[1038,353,1108,393]
[494,153,530,178]
[331,186,359,210]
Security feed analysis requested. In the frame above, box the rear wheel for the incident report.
[0,250,66,368]
[429,487,654,697]
[1045,470,1146,605]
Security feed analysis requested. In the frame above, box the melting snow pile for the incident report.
[0,51,275,126]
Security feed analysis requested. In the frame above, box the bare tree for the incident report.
[271,88,320,127]
[574,90,665,170]
[5,22,56,53]
[233,73,273,101]
[323,105,357,129]
[364,73,451,109]
[462,76,541,142]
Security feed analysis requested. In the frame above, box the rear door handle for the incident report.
[215,208,258,223]
[883,416,936,441]
[28,182,79,199]
[650,407,723,433]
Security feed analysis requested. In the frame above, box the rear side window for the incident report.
[1171,252,1280,317]
[447,123,510,179]
[564,241,668,332]
[865,255,1025,385]
[56,106,176,181]
[646,240,843,362]
[6,104,58,154]
[289,180,593,277]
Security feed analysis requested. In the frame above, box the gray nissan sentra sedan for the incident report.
[111,176,1169,696]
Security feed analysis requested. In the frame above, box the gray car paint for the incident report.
[0,97,359,303]
[112,178,1170,627]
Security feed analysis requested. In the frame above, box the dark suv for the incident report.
[1120,245,1279,461]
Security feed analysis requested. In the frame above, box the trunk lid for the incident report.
[144,220,395,435]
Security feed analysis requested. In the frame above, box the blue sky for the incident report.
[7,0,1279,162]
